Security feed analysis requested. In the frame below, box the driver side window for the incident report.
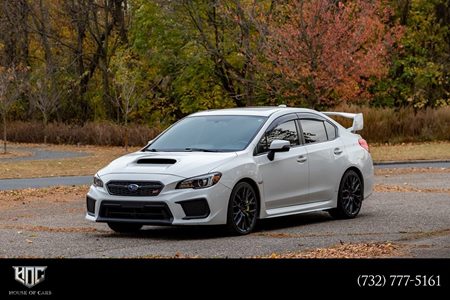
[256,120,299,154]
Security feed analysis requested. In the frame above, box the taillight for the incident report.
[358,138,369,152]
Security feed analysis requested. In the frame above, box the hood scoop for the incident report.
[136,158,177,165]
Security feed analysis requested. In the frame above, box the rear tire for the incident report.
[226,182,259,235]
[329,170,363,219]
[107,222,143,233]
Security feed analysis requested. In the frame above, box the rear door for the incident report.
[254,114,309,209]
[298,114,346,203]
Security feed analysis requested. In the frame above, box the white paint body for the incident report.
[86,107,373,225]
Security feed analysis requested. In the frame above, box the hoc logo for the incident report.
[13,266,47,288]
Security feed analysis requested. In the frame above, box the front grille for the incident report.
[99,201,173,223]
[106,181,164,197]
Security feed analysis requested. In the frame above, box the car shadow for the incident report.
[100,225,228,240]
[97,212,335,241]
[256,212,333,232]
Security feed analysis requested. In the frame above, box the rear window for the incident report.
[324,121,337,140]
[300,119,328,144]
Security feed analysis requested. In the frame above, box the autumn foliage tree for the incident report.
[0,65,26,153]
[267,0,402,108]
[374,0,450,108]
[1,0,448,145]
[111,48,142,151]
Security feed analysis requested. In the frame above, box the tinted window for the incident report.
[257,120,299,153]
[300,119,328,144]
[325,121,337,140]
[147,115,267,152]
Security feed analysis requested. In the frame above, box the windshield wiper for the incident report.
[184,147,219,152]
[143,148,158,152]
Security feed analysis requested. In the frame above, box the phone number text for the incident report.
[357,275,441,287]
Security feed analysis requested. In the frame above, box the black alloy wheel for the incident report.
[227,182,259,235]
[329,170,363,219]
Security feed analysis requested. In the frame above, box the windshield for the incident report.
[146,115,267,152]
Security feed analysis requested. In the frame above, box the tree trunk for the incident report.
[43,114,48,145]
[3,113,7,154]
[124,115,128,152]
[399,0,411,25]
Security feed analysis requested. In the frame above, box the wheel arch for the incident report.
[342,166,364,194]
[234,178,261,218]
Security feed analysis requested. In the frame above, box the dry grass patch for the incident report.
[371,142,450,162]
[375,167,450,176]
[0,185,89,210]
[259,242,405,259]
[374,184,450,194]
[0,143,138,179]
[1,141,449,179]
[0,224,106,233]
[0,149,33,159]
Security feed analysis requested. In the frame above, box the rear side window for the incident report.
[300,119,328,144]
[256,120,299,154]
[324,121,337,140]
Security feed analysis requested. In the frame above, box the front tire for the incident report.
[107,222,143,233]
[226,182,259,235]
[329,170,363,219]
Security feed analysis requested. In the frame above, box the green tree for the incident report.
[129,0,232,122]
[129,0,275,123]
[374,0,450,108]
[111,48,143,151]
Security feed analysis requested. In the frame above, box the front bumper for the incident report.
[85,182,231,225]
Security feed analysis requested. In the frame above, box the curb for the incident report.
[374,159,450,166]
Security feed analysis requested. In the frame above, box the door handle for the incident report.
[334,148,343,155]
[297,155,307,163]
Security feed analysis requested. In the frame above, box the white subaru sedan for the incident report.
[86,106,373,235]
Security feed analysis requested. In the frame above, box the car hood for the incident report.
[97,151,238,179]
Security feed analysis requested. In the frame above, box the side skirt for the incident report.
[262,200,334,219]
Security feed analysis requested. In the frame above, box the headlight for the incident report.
[176,173,222,189]
[93,175,104,188]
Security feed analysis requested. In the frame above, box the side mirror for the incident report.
[267,140,290,161]
[147,139,154,145]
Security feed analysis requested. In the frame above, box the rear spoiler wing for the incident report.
[322,112,363,132]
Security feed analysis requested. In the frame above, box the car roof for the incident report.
[190,107,318,117]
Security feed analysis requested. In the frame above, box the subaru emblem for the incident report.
[127,184,139,192]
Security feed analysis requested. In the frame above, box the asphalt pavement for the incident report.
[0,176,92,190]
[0,146,448,258]
[0,146,88,162]
[0,172,448,258]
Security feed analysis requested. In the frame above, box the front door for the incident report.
[254,119,309,209]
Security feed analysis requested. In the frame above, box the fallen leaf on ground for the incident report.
[257,242,406,259]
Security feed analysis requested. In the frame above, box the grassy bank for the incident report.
[371,142,450,162]
[3,106,450,146]
[0,143,138,179]
[333,105,450,143]
[5,121,161,147]
[0,141,449,179]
